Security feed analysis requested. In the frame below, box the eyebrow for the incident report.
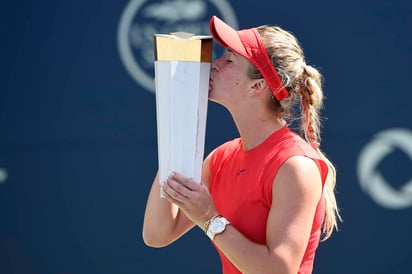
[226,48,238,58]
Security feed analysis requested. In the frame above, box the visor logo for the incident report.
[117,0,238,93]
[357,128,412,209]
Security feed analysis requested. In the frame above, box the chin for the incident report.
[208,90,217,101]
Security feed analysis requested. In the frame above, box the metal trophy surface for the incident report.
[153,32,212,196]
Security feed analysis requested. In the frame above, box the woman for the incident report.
[143,15,340,274]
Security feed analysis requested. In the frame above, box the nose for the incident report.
[211,58,220,72]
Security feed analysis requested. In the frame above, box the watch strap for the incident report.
[203,214,220,232]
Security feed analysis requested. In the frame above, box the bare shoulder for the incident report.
[274,155,322,197]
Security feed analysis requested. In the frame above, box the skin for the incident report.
[143,50,323,274]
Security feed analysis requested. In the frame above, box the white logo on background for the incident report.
[117,0,238,93]
[357,128,412,209]
[0,168,8,184]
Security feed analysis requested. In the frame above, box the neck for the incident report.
[231,110,285,151]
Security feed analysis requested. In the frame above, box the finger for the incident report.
[162,188,182,205]
[170,172,201,191]
[166,177,192,199]
[163,179,190,203]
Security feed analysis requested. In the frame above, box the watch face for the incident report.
[210,218,225,233]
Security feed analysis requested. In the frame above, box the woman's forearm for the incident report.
[142,173,194,247]
[212,226,296,274]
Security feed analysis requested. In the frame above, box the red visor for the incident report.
[209,16,288,101]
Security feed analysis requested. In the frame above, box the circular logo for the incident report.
[357,128,412,209]
[117,0,238,93]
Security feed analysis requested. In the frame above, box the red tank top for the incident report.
[209,126,328,274]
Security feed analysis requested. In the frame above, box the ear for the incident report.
[249,78,270,96]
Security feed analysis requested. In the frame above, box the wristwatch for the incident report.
[206,216,230,240]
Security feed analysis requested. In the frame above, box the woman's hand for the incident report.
[162,172,218,230]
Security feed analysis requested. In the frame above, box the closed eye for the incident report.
[225,48,234,63]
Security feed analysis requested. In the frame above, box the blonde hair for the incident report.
[251,25,341,240]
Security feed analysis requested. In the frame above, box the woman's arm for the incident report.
[142,154,213,247]
[142,172,194,247]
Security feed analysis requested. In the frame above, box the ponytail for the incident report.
[299,64,342,240]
